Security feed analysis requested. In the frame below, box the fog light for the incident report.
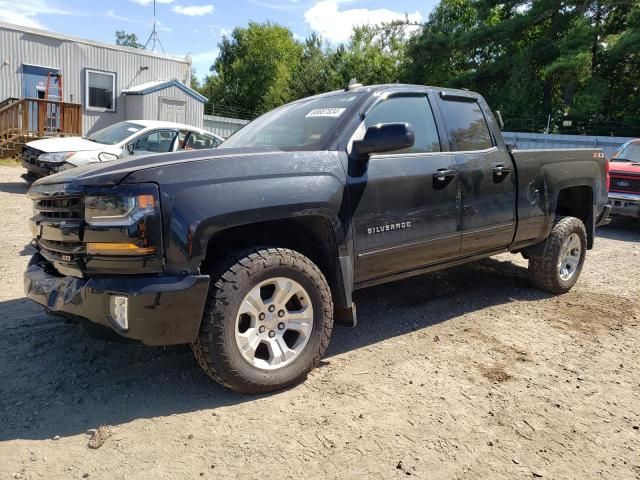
[109,295,129,330]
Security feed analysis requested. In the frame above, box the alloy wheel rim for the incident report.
[234,277,313,370]
[557,233,581,281]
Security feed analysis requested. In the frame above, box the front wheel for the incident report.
[192,247,334,394]
[528,216,587,294]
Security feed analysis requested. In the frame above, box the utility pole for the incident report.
[144,0,165,53]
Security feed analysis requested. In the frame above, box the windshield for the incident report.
[221,93,363,151]
[87,122,145,145]
[612,142,640,162]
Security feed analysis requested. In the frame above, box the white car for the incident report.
[22,120,224,177]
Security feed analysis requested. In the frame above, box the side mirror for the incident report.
[126,143,135,155]
[351,122,415,161]
[98,152,119,162]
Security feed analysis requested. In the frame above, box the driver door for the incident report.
[348,94,461,282]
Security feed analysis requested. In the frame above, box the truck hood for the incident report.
[32,146,284,187]
[609,161,640,175]
[27,136,107,153]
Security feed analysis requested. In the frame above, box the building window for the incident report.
[85,70,116,112]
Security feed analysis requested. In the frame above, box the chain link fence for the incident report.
[502,114,640,138]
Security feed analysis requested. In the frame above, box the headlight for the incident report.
[51,162,75,173]
[38,152,75,163]
[85,194,156,226]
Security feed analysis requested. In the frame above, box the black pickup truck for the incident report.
[24,84,611,393]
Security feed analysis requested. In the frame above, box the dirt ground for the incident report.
[0,164,638,480]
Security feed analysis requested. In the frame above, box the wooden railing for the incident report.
[0,97,20,110]
[0,98,82,147]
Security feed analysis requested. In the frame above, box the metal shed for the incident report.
[123,80,206,128]
[0,22,193,135]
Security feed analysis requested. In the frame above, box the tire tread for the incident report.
[191,247,333,394]
[529,216,586,294]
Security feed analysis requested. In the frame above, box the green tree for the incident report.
[291,33,339,99]
[190,69,200,90]
[332,21,411,87]
[115,31,143,49]
[205,22,303,114]
[405,0,640,134]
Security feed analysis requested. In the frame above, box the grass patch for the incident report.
[0,157,21,167]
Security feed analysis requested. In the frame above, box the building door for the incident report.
[159,98,186,123]
[22,64,61,132]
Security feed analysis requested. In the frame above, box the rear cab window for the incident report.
[437,97,494,151]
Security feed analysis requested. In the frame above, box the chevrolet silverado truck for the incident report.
[24,84,611,394]
[608,139,640,218]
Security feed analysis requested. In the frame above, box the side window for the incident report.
[185,131,216,150]
[438,100,494,151]
[133,130,178,153]
[364,96,440,154]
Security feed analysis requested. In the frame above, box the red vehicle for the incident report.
[608,140,640,219]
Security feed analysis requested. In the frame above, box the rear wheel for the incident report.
[528,216,587,294]
[192,247,333,394]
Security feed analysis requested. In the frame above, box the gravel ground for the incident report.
[0,164,638,480]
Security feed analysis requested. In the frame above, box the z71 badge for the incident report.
[367,221,412,235]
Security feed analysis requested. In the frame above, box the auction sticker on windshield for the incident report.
[306,108,346,118]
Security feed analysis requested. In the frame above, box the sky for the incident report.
[0,0,437,79]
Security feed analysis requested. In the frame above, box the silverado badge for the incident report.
[367,222,412,235]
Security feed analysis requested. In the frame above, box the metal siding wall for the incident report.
[124,95,144,120]
[0,25,191,134]
[136,86,203,127]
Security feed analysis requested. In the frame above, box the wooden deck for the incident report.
[0,98,82,158]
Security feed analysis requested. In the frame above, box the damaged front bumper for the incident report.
[24,254,210,345]
[608,192,640,219]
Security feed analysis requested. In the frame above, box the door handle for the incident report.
[493,164,511,180]
[433,168,457,183]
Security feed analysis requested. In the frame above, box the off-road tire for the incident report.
[528,216,587,294]
[191,247,334,394]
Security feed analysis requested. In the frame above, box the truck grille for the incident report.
[609,175,640,194]
[31,188,86,274]
[34,197,84,219]
[39,239,86,263]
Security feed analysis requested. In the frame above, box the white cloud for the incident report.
[129,0,175,5]
[0,9,43,28]
[156,20,173,32]
[189,49,219,64]
[172,4,214,16]
[106,9,143,23]
[188,48,219,79]
[249,0,301,11]
[0,0,75,29]
[304,0,421,44]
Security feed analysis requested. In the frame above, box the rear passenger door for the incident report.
[436,94,516,255]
